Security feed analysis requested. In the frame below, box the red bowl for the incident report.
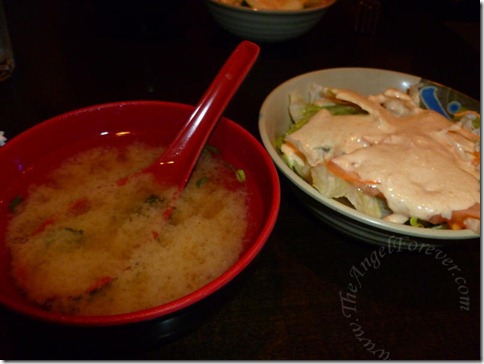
[0,100,280,327]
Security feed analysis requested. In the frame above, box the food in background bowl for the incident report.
[219,0,330,10]
[204,0,337,43]
[259,68,480,247]
[0,101,280,326]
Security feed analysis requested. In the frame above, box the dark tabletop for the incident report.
[0,0,480,360]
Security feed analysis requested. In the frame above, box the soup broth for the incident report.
[6,143,248,316]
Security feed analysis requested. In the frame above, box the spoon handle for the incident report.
[150,40,260,188]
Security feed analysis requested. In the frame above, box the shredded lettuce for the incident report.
[408,216,448,229]
[282,153,311,181]
[409,216,424,228]
[280,90,389,220]
[276,95,366,149]
[473,116,481,129]
[310,163,387,218]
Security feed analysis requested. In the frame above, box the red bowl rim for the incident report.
[0,100,281,326]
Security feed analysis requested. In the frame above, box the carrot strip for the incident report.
[325,159,381,197]
[429,203,480,230]
[454,110,480,119]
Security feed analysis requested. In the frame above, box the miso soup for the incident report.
[6,143,248,316]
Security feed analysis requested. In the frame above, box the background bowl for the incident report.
[258,67,480,248]
[0,100,280,329]
[204,0,337,43]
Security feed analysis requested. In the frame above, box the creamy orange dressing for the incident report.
[283,88,480,231]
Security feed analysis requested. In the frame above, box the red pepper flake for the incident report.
[31,218,55,236]
[68,198,91,216]
[86,276,113,294]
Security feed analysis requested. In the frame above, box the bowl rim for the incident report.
[258,67,480,241]
[205,0,337,14]
[0,100,281,326]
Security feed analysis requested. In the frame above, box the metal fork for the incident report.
[354,0,381,35]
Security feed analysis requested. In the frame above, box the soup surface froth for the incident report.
[6,143,248,316]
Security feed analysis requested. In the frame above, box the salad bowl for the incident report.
[259,67,480,248]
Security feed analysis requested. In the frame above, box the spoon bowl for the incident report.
[122,41,260,216]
